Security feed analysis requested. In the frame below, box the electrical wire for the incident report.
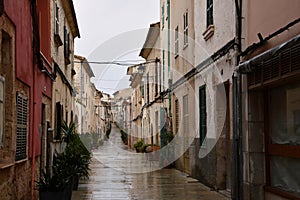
[93,78,129,82]
[73,59,158,66]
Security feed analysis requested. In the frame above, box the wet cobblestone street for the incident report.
[72,125,229,200]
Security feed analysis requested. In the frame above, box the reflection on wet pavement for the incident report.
[72,125,229,200]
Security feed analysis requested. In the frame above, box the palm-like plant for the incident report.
[37,121,91,197]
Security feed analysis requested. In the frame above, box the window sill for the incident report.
[203,25,215,41]
[0,162,14,169]
[15,158,28,164]
[0,158,28,169]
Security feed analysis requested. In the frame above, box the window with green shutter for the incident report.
[161,4,165,28]
[183,95,189,134]
[183,11,188,46]
[199,86,207,146]
[16,92,28,161]
[207,0,213,27]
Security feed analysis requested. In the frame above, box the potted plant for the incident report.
[37,153,72,200]
[61,121,91,190]
[133,139,144,152]
[37,121,91,199]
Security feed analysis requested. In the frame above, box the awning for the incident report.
[237,34,300,74]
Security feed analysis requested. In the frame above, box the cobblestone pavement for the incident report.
[72,124,229,200]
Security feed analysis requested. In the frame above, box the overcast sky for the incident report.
[73,0,159,95]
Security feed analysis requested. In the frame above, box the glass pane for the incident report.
[269,82,300,145]
[270,155,300,197]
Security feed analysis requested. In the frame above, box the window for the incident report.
[183,95,189,134]
[147,73,149,103]
[175,26,179,56]
[141,81,144,98]
[155,111,159,144]
[16,92,28,161]
[162,50,165,91]
[175,98,179,134]
[64,26,70,64]
[183,11,188,46]
[207,0,213,27]
[267,82,300,197]
[161,4,165,28]
[0,76,4,148]
[155,59,158,96]
[199,86,207,146]
[55,3,59,35]
[55,102,62,139]
[54,3,63,46]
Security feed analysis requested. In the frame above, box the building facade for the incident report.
[73,55,95,135]
[139,22,161,147]
[190,0,237,194]
[112,88,133,129]
[237,1,300,199]
[127,65,144,148]
[0,0,55,199]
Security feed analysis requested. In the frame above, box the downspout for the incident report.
[30,0,39,199]
[80,60,83,134]
[233,0,243,199]
[167,0,171,119]
[0,0,4,17]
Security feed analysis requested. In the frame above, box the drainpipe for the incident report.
[80,60,83,134]
[0,0,4,17]
[233,0,243,199]
[30,0,38,199]
[167,0,172,124]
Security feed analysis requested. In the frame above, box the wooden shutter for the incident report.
[16,92,28,161]
[183,95,189,133]
[248,42,300,88]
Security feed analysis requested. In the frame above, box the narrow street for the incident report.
[72,124,229,200]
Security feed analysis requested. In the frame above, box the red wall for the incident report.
[4,0,53,157]
[5,0,33,85]
[37,0,51,63]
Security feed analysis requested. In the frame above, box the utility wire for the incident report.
[73,59,158,66]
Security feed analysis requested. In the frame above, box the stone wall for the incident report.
[243,90,265,200]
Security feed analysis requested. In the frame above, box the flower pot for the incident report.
[64,180,73,200]
[39,191,65,200]
[72,175,79,190]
